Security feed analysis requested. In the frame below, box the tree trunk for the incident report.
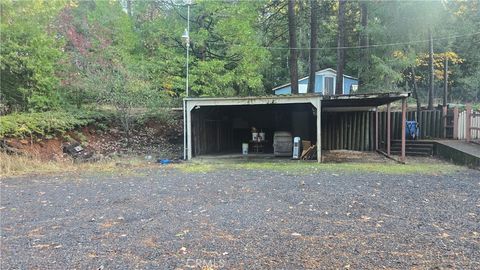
[288,0,299,94]
[127,0,132,17]
[358,1,368,89]
[411,66,421,122]
[307,0,318,94]
[428,28,434,110]
[336,0,346,95]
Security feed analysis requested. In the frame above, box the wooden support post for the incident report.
[316,98,322,163]
[387,103,391,156]
[466,103,472,142]
[375,107,379,151]
[453,107,459,139]
[443,106,448,138]
[401,98,407,162]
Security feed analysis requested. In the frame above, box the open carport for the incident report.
[184,95,321,161]
[184,92,410,162]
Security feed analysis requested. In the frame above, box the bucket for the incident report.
[242,143,249,155]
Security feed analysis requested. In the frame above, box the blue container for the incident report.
[158,159,171,165]
[405,121,419,140]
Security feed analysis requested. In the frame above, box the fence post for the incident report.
[401,98,407,162]
[375,107,379,151]
[442,106,447,138]
[466,103,472,142]
[453,107,459,139]
[387,103,391,156]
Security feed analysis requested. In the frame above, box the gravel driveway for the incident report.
[1,165,479,269]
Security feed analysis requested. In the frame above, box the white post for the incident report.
[187,104,193,160]
[183,100,187,160]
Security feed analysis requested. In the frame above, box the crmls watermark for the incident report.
[185,258,225,269]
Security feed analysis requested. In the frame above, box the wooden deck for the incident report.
[434,140,480,168]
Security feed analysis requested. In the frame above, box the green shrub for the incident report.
[0,110,113,139]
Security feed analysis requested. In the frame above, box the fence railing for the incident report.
[458,108,480,140]
[378,110,444,140]
[380,106,480,141]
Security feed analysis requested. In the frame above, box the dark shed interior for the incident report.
[191,104,316,156]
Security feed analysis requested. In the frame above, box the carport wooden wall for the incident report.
[321,111,374,151]
[191,109,235,156]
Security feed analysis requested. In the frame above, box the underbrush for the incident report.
[0,108,179,140]
[0,109,114,138]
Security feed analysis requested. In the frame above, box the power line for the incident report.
[205,31,480,50]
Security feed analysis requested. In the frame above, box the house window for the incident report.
[324,76,334,95]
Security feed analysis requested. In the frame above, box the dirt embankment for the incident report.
[1,117,183,162]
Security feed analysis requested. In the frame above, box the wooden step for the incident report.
[391,146,433,152]
[391,150,432,156]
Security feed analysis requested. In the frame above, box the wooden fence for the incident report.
[378,110,444,140]
[458,109,480,140]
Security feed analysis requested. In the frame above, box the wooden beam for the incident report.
[375,107,378,150]
[401,98,407,162]
[443,106,448,138]
[453,107,459,139]
[466,103,472,142]
[316,98,322,163]
[376,150,406,164]
[387,103,391,156]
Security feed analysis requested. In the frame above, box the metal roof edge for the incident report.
[184,93,323,102]
[184,92,410,102]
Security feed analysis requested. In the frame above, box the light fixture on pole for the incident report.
[182,1,191,160]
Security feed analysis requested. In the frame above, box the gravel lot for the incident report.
[1,165,479,269]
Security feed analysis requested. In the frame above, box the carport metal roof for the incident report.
[321,92,410,108]
[184,92,410,110]
[184,94,322,111]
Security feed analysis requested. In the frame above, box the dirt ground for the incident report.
[1,163,479,269]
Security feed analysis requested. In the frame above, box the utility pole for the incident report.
[428,29,434,110]
[443,57,448,107]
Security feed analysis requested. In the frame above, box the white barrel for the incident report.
[242,143,249,155]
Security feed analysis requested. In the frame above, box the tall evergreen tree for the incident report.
[307,0,318,94]
[288,0,299,94]
[336,0,346,95]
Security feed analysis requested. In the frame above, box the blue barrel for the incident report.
[405,121,419,140]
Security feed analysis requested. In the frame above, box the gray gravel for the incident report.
[1,166,479,269]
